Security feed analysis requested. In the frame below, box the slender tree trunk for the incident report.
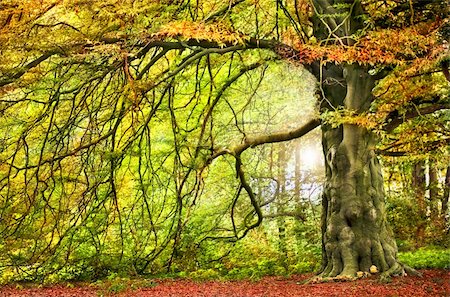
[294,141,305,249]
[294,141,301,203]
[428,160,439,219]
[318,64,403,278]
[412,160,426,247]
[277,144,288,271]
[442,166,450,226]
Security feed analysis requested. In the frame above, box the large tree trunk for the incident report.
[318,64,403,279]
[310,0,407,279]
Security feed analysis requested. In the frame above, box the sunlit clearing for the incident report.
[301,146,322,170]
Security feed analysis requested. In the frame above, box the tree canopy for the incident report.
[0,0,449,282]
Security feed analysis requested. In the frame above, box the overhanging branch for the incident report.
[210,118,320,160]
[235,118,321,155]
[0,51,60,87]
[203,118,320,239]
[384,103,450,132]
[377,138,450,157]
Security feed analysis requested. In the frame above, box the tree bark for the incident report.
[318,64,403,279]
[310,0,407,279]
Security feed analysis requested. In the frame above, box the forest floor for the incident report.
[0,269,448,297]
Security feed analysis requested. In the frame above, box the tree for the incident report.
[0,0,449,281]
[412,160,427,246]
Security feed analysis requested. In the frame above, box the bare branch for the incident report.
[235,119,321,154]
[234,154,263,237]
[0,51,60,87]
[210,118,320,161]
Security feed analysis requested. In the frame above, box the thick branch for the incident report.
[376,151,407,157]
[210,118,320,161]
[102,37,279,52]
[0,51,59,87]
[235,155,263,237]
[377,138,450,157]
[384,103,450,132]
[0,35,277,88]
[234,118,321,155]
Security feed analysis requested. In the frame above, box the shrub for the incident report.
[398,247,450,269]
[189,269,221,280]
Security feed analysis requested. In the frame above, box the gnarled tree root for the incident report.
[380,263,422,282]
[305,262,421,284]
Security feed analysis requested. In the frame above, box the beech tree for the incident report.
[0,0,449,280]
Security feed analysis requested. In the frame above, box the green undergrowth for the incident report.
[86,246,450,293]
[2,247,448,286]
[398,247,450,269]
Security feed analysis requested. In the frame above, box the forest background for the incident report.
[0,0,449,286]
